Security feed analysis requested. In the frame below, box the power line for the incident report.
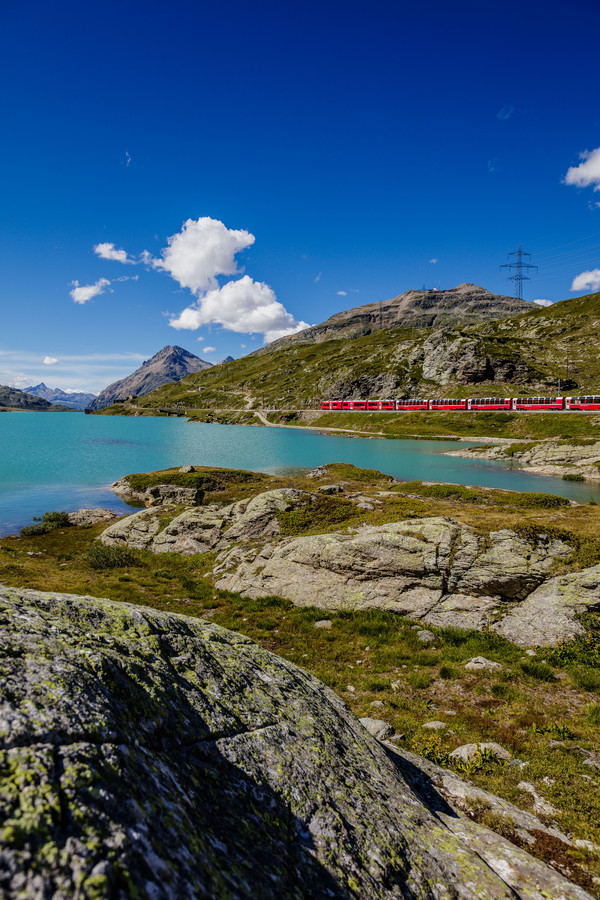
[500,244,538,300]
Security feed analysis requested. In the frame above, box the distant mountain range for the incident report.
[24,383,97,411]
[0,385,72,411]
[87,345,213,411]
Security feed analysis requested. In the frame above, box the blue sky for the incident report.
[1,0,600,393]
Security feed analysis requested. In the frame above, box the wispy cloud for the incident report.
[69,277,111,304]
[43,356,58,365]
[0,350,150,394]
[497,105,516,120]
[314,272,322,283]
[337,290,347,296]
[488,158,499,173]
[429,258,439,264]
[203,346,216,353]
[564,147,600,192]
[125,150,132,167]
[94,242,136,264]
[571,269,600,292]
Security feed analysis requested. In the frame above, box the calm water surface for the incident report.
[1,411,599,536]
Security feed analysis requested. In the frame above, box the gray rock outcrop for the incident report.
[101,488,312,554]
[446,440,600,482]
[0,586,592,899]
[214,515,585,643]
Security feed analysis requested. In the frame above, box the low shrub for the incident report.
[519,659,556,682]
[562,473,585,482]
[407,671,433,690]
[587,703,600,725]
[570,669,600,692]
[84,543,140,569]
[439,664,459,680]
[20,511,71,537]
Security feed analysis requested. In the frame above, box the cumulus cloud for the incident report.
[571,269,600,292]
[156,217,309,343]
[565,148,600,192]
[70,277,111,304]
[43,356,58,365]
[148,217,255,293]
[532,298,553,307]
[337,290,348,296]
[497,105,516,120]
[429,258,439,264]
[203,346,216,353]
[169,274,310,344]
[94,242,136,264]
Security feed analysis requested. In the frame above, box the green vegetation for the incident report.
[125,466,266,495]
[563,472,585,482]
[20,511,71,536]
[84,544,140,569]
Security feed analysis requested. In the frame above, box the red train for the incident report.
[321,395,600,412]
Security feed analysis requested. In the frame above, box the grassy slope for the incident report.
[98,290,600,440]
[2,463,600,889]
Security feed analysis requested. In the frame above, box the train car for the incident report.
[321,400,343,410]
[339,400,367,410]
[396,399,430,410]
[430,398,468,411]
[467,397,511,411]
[365,400,396,410]
[511,397,564,411]
[565,396,600,411]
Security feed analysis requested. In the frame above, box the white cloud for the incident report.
[240,343,246,348]
[532,298,553,307]
[196,335,204,341]
[43,356,58,365]
[571,269,600,292]
[94,242,136,264]
[314,272,322,282]
[169,275,310,344]
[125,151,132,167]
[429,258,439,264]
[148,217,255,293]
[0,350,149,394]
[337,290,348,296]
[203,346,216,353]
[565,148,600,192]
[70,277,111,304]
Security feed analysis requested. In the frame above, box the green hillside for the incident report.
[114,290,600,404]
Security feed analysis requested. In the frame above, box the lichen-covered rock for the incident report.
[101,488,312,555]
[492,565,600,645]
[67,508,117,526]
[0,587,593,899]
[215,516,572,630]
[446,440,600,482]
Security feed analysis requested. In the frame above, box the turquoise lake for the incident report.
[2,411,600,536]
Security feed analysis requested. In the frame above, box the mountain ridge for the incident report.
[24,383,96,411]
[87,345,213,411]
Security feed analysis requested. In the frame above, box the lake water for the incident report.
[1,411,599,536]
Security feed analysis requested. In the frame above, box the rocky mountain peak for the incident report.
[87,345,213,411]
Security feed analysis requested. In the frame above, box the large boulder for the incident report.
[100,488,312,555]
[0,586,592,899]
[215,516,572,625]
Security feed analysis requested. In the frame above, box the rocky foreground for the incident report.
[0,586,594,899]
[101,484,600,647]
